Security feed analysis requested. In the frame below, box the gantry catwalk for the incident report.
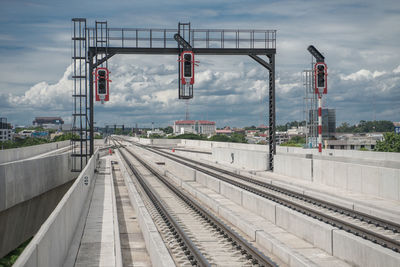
[71,18,277,171]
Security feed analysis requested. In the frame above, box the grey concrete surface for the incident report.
[212,147,270,171]
[274,152,400,201]
[115,150,175,267]
[0,152,75,212]
[74,158,122,267]
[157,151,398,266]
[0,140,70,164]
[0,152,77,257]
[332,229,400,267]
[13,149,99,267]
[0,180,73,259]
[176,172,349,266]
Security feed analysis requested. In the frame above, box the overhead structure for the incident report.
[71,18,277,171]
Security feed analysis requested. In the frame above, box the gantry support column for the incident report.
[268,54,276,171]
[89,50,94,156]
[249,54,276,171]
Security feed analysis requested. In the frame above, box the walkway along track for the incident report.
[122,139,400,253]
[117,143,278,267]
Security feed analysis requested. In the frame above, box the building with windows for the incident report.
[325,133,383,150]
[309,108,336,138]
[33,117,64,130]
[0,118,13,141]
[173,120,216,135]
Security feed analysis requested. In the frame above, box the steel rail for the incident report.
[130,141,400,253]
[116,141,278,266]
[118,148,210,266]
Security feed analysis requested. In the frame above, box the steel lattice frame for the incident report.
[72,18,277,171]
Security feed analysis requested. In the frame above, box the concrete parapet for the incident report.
[274,154,312,181]
[13,149,99,267]
[220,182,243,206]
[242,190,276,222]
[0,140,70,164]
[151,139,181,146]
[165,159,196,181]
[332,229,400,267]
[180,139,269,151]
[276,205,334,254]
[195,172,221,193]
[277,145,400,162]
[0,152,75,212]
[212,147,270,171]
[313,157,400,201]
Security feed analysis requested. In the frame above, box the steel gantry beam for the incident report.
[74,18,277,171]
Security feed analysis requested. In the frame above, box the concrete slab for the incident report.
[332,229,400,267]
[275,205,334,254]
[241,190,276,223]
[176,176,350,267]
[75,158,120,267]
[13,149,99,267]
[220,182,242,205]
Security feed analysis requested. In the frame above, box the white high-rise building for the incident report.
[173,120,216,135]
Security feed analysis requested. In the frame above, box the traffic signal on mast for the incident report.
[314,62,327,94]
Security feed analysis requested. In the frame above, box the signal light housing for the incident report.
[314,62,327,95]
[180,51,195,85]
[94,67,111,103]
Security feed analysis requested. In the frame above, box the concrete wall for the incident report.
[212,147,270,171]
[0,152,75,212]
[0,152,77,257]
[277,145,400,162]
[274,153,313,181]
[313,157,400,201]
[274,152,400,201]
[0,140,70,164]
[180,139,269,151]
[13,149,99,267]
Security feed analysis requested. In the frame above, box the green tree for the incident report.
[163,126,173,134]
[375,132,400,152]
[209,135,231,142]
[337,120,394,133]
[230,133,247,143]
[149,133,163,139]
[169,133,206,140]
[53,133,80,142]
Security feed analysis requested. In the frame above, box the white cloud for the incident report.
[340,69,386,81]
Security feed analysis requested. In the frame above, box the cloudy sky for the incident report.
[0,0,399,128]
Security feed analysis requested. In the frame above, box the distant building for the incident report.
[258,124,268,129]
[173,120,216,135]
[0,118,13,141]
[326,133,383,150]
[147,129,165,138]
[309,108,336,139]
[287,126,307,138]
[33,117,64,130]
[275,131,289,145]
[216,127,233,135]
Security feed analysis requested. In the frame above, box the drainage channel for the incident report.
[111,160,152,266]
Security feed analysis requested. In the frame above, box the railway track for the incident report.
[116,141,278,266]
[119,139,400,253]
